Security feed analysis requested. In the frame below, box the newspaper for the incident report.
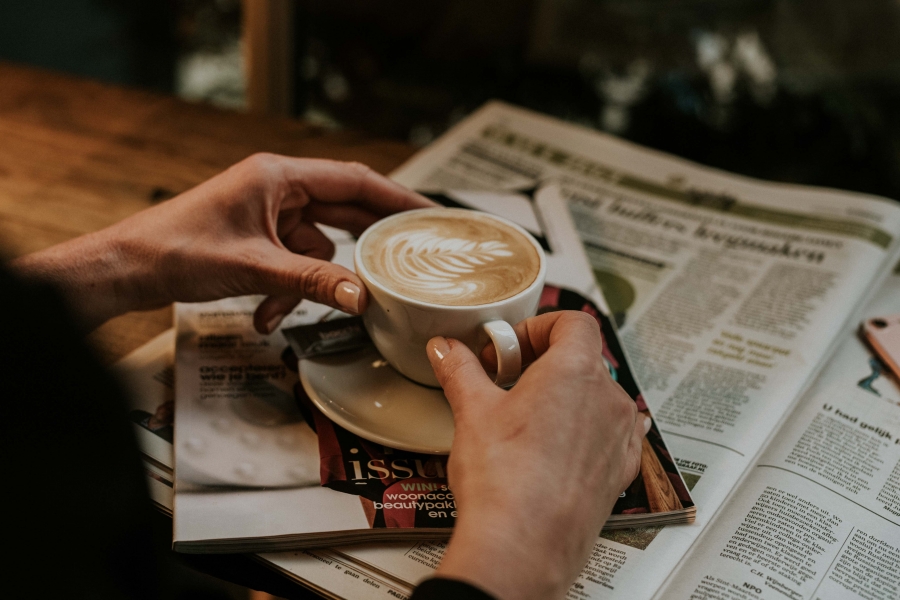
[318,268,900,600]
[322,102,900,599]
[128,100,899,598]
[115,332,416,600]
[657,267,900,599]
[169,183,693,553]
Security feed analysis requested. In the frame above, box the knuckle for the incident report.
[438,350,477,392]
[242,252,275,290]
[297,262,336,301]
[347,161,376,192]
[565,351,598,378]
[561,312,604,351]
[439,356,468,387]
[564,310,600,331]
[613,392,638,422]
[346,161,374,178]
[241,153,282,188]
[625,399,639,424]
[244,152,279,170]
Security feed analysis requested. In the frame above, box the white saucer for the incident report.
[299,346,454,454]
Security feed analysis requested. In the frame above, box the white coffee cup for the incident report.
[355,208,547,388]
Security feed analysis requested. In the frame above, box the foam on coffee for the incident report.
[360,210,540,306]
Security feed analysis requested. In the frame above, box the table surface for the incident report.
[0,61,416,364]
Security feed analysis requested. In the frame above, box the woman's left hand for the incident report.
[12,154,435,330]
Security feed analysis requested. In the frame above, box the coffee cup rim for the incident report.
[354,207,548,310]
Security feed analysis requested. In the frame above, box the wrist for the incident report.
[11,228,154,329]
[437,511,573,600]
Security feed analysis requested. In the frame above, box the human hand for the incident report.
[425,311,648,600]
[12,154,434,330]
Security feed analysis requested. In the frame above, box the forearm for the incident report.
[10,228,156,330]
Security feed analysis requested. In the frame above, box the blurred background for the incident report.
[1,0,897,196]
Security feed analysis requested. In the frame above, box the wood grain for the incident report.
[0,62,416,362]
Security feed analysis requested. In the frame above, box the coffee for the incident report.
[360,209,540,306]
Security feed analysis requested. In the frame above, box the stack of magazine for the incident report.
[116,102,900,600]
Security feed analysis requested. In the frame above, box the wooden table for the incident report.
[0,61,416,363]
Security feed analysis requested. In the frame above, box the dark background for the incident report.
[2,0,899,202]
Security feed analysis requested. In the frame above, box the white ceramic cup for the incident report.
[354,209,547,388]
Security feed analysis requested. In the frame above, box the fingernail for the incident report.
[266,314,285,334]
[335,282,361,314]
[643,416,652,435]
[429,337,451,362]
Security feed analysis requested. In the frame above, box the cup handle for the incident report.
[482,320,522,388]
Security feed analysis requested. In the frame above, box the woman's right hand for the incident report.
[426,311,648,600]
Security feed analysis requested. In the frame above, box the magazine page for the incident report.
[115,329,176,473]
[658,266,900,600]
[172,229,455,550]
[116,332,416,600]
[170,270,408,548]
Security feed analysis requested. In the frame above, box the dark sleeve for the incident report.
[0,266,313,599]
[411,577,497,600]
[2,266,164,598]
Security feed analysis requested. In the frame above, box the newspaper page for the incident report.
[658,265,900,600]
[331,101,900,599]
[115,331,416,600]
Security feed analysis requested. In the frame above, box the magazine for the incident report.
[169,184,694,553]
[115,332,417,600]
[329,102,900,599]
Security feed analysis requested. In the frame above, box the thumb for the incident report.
[263,253,368,315]
[427,337,502,415]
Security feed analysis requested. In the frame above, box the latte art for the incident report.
[360,210,540,306]
[381,231,513,296]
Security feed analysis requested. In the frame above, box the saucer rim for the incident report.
[298,356,452,455]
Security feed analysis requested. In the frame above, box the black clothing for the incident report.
[1,267,493,599]
[411,578,496,600]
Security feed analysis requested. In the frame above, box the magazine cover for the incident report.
[294,285,694,531]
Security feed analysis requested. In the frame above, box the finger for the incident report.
[281,220,335,261]
[253,295,303,334]
[302,203,383,237]
[277,158,437,214]
[622,414,652,492]
[256,253,368,316]
[276,207,305,239]
[254,222,338,333]
[427,336,503,416]
[479,311,601,371]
